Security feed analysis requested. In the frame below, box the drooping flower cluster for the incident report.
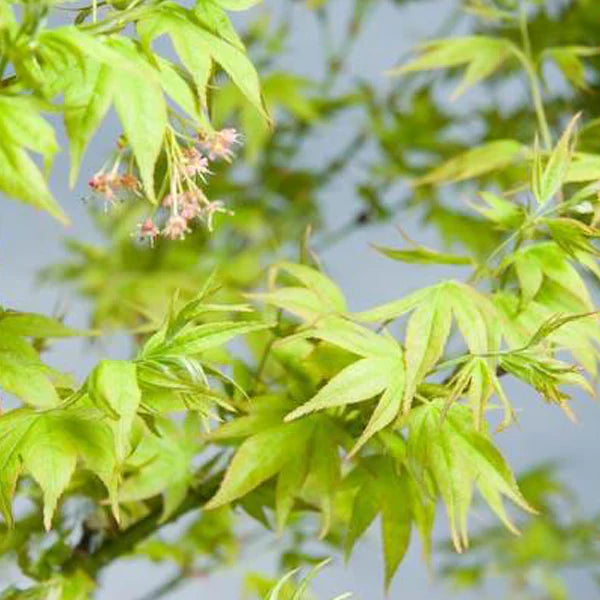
[89,127,242,246]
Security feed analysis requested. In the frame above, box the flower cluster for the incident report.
[155,190,229,241]
[89,127,242,246]
[88,171,140,203]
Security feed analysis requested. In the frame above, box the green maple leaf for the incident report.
[0,401,116,530]
[406,400,534,553]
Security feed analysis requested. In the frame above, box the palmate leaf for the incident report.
[87,360,141,464]
[206,397,342,532]
[56,30,205,193]
[9,5,265,210]
[284,356,397,421]
[0,95,67,223]
[260,559,351,600]
[0,308,89,338]
[566,152,600,183]
[413,140,525,186]
[143,320,272,358]
[261,268,503,445]
[473,191,526,231]
[4,25,176,208]
[372,243,473,266]
[406,400,534,553]
[280,316,405,454]
[109,40,167,203]
[495,292,600,377]
[194,0,245,50]
[138,293,271,414]
[533,114,579,206]
[504,243,594,310]
[391,35,517,98]
[403,284,452,413]
[0,310,87,408]
[251,261,348,320]
[357,281,500,412]
[141,285,271,359]
[118,415,198,520]
[137,3,268,119]
[0,340,60,409]
[500,350,592,413]
[63,59,114,187]
[44,31,166,196]
[38,27,167,198]
[205,419,312,509]
[0,294,267,531]
[543,46,600,90]
[257,266,409,449]
[0,401,116,530]
[344,455,434,587]
[205,396,316,512]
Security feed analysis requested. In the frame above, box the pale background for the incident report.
[1,0,598,598]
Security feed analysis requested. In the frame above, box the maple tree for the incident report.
[1,0,600,598]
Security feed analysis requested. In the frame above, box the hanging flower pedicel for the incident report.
[204,201,232,232]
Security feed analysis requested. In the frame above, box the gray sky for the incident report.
[1,0,598,598]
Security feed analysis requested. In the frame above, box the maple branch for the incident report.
[62,475,221,579]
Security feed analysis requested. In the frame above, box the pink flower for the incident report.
[220,128,241,146]
[119,174,140,190]
[181,147,211,178]
[88,172,116,200]
[162,215,190,240]
[201,128,242,162]
[162,193,175,208]
[180,200,202,221]
[138,218,159,246]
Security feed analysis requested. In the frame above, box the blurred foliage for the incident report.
[439,465,600,599]
[2,0,600,599]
